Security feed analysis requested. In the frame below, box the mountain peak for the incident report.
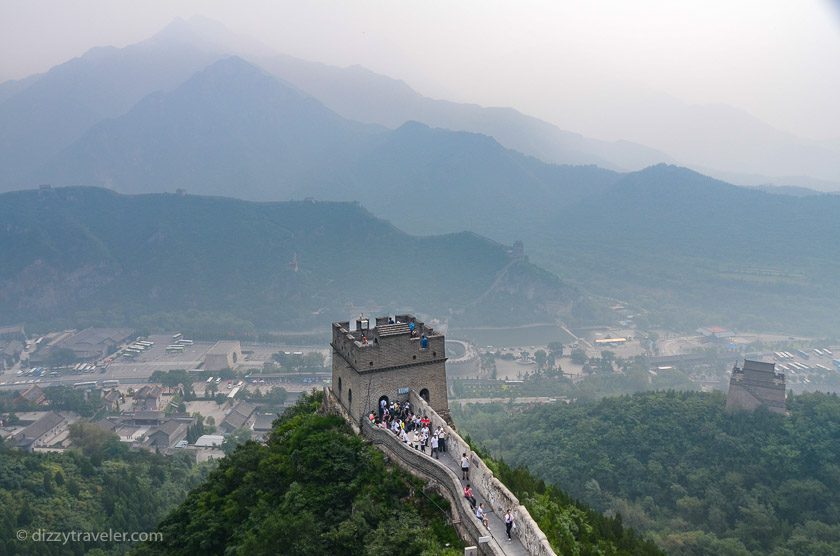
[144,15,273,57]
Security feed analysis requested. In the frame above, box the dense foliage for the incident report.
[136,392,462,555]
[453,391,840,555]
[0,425,208,555]
[467,442,662,555]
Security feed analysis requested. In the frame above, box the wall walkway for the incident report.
[324,388,555,556]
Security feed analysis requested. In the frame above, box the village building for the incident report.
[16,384,47,407]
[220,400,256,433]
[43,327,134,361]
[133,385,163,411]
[145,419,190,449]
[203,341,243,372]
[14,411,66,452]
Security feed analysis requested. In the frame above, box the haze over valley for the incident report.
[1,4,839,556]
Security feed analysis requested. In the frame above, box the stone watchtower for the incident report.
[331,314,449,423]
[726,359,786,415]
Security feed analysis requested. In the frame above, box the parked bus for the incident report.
[172,333,183,341]
[73,381,98,389]
[102,379,119,387]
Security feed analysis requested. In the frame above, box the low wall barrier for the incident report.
[324,387,556,556]
[408,391,556,556]
[362,423,505,555]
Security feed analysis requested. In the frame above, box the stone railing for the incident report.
[323,386,501,553]
[361,421,505,556]
[408,391,556,556]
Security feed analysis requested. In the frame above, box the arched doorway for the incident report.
[419,388,430,404]
[378,395,389,418]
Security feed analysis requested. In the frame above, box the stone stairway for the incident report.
[376,323,411,336]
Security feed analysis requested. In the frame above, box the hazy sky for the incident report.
[1,0,839,141]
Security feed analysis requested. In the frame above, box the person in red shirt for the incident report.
[463,484,477,509]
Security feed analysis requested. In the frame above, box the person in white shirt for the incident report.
[476,503,489,528]
[430,434,439,459]
[504,509,514,541]
[461,453,470,480]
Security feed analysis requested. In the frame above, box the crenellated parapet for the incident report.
[331,314,449,423]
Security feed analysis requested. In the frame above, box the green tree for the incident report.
[535,349,548,370]
[221,428,252,455]
[571,348,588,365]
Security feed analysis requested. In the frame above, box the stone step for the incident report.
[376,323,411,336]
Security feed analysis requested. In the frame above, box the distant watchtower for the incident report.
[726,359,786,415]
[331,314,449,423]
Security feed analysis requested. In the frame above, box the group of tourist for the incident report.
[369,398,517,543]
[370,399,447,459]
[464,485,516,540]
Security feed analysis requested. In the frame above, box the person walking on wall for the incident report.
[461,453,470,480]
[430,433,439,459]
[504,509,514,541]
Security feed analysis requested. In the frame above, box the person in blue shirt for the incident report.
[420,334,428,349]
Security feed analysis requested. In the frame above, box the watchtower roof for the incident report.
[376,323,411,336]
[331,314,445,373]
[743,359,776,373]
[332,314,440,345]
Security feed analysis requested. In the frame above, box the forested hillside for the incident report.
[138,391,660,556]
[0,424,209,555]
[453,391,840,555]
[540,165,840,334]
[0,187,587,332]
[135,393,463,555]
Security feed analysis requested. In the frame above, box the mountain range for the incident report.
[2,17,839,334]
[0,187,585,332]
[3,16,837,192]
